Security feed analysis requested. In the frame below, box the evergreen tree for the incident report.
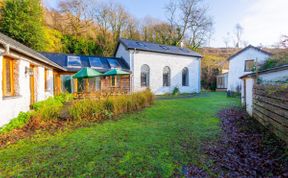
[0,0,45,51]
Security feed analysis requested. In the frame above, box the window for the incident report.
[67,56,81,68]
[89,57,104,68]
[88,78,101,92]
[61,75,73,93]
[111,76,120,87]
[111,76,116,86]
[2,57,15,96]
[244,60,255,72]
[163,66,171,87]
[141,64,150,87]
[44,69,49,91]
[107,58,121,68]
[182,67,189,86]
[136,42,146,47]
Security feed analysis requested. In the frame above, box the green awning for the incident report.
[72,67,102,79]
[104,68,130,76]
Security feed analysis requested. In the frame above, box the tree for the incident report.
[0,0,46,50]
[43,27,64,53]
[280,35,288,48]
[234,23,243,48]
[223,32,232,48]
[165,0,213,49]
[58,0,94,37]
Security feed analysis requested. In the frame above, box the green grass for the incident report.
[0,92,240,177]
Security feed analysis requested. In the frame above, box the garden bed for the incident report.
[186,107,288,177]
[0,90,154,147]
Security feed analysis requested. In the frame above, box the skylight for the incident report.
[107,58,121,68]
[67,56,81,68]
[136,42,146,47]
[89,57,103,68]
[160,45,169,50]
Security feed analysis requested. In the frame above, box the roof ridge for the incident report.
[119,38,189,49]
[228,45,272,61]
[0,32,66,71]
[118,38,202,58]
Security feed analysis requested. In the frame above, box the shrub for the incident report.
[0,112,31,134]
[259,52,288,71]
[32,93,73,121]
[172,87,180,96]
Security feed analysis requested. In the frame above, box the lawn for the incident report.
[0,92,239,177]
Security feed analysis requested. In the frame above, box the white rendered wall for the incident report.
[227,48,270,92]
[115,44,131,66]
[0,58,30,126]
[133,51,200,95]
[45,69,54,98]
[244,78,254,116]
[0,57,54,127]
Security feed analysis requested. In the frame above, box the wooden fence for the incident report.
[253,84,288,142]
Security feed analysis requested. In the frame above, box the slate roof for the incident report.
[228,45,272,61]
[41,52,130,73]
[240,64,288,79]
[0,32,66,71]
[116,38,202,58]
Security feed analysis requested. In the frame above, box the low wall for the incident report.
[253,84,288,142]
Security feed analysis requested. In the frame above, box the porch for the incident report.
[54,68,131,99]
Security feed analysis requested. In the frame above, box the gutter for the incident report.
[0,39,66,71]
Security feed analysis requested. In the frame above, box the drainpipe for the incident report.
[4,44,10,54]
[130,48,136,93]
[198,57,201,93]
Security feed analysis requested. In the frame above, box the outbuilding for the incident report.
[114,38,202,95]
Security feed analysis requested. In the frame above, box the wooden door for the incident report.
[30,65,35,105]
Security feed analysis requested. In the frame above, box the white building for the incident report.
[240,65,288,116]
[0,33,65,126]
[1,36,202,127]
[227,45,271,92]
[114,39,202,95]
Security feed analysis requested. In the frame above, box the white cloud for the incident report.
[240,0,288,47]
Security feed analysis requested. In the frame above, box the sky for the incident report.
[44,0,288,48]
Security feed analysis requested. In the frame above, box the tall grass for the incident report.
[68,89,154,121]
[0,91,153,136]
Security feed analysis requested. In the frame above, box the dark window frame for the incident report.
[163,66,171,87]
[244,59,255,72]
[182,67,189,86]
[140,64,150,87]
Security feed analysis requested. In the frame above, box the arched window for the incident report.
[141,64,150,87]
[182,67,189,86]
[163,66,171,87]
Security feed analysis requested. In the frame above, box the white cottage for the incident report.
[227,45,271,92]
[0,33,66,126]
[114,39,202,95]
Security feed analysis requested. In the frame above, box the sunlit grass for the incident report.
[0,92,239,177]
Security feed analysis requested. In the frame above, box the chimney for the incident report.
[180,41,185,48]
